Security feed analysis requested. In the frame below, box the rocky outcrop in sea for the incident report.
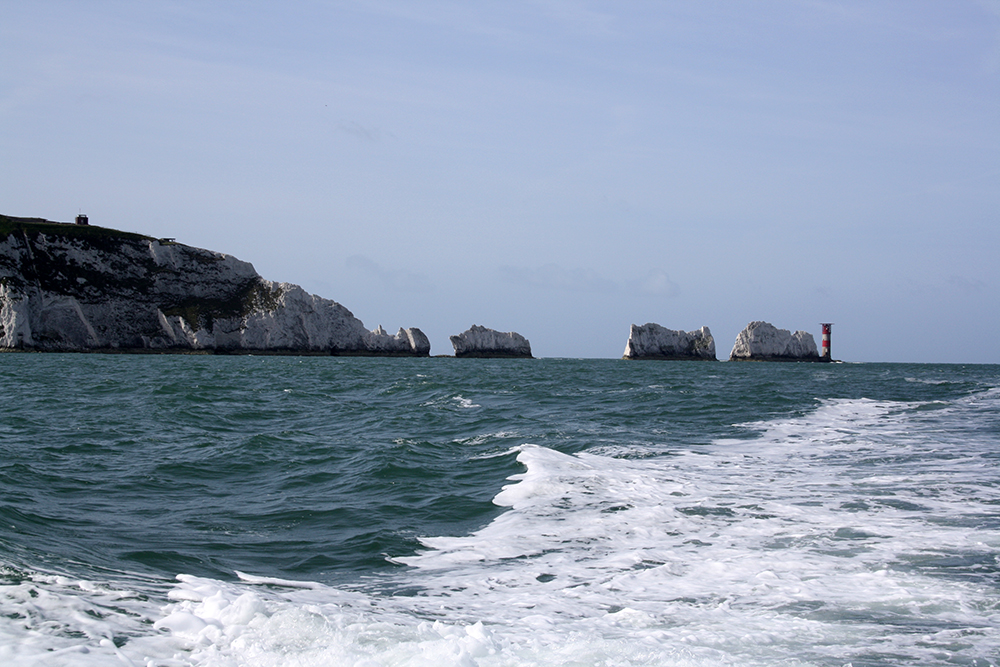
[0,215,429,355]
[622,323,716,360]
[729,321,820,362]
[449,325,532,358]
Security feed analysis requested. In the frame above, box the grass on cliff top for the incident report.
[0,214,161,244]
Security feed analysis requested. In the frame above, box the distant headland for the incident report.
[0,214,428,355]
[1,214,837,360]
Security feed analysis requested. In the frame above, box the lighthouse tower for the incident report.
[820,323,833,361]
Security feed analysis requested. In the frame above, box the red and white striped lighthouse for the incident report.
[820,323,833,361]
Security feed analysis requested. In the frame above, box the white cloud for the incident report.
[632,269,680,298]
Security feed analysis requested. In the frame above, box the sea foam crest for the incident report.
[387,396,1000,665]
[5,392,1000,666]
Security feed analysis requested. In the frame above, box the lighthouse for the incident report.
[820,323,833,361]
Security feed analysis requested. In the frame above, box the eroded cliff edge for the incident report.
[0,216,429,355]
[449,325,532,358]
[622,323,717,360]
[729,321,820,362]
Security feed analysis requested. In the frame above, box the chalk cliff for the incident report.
[449,325,532,358]
[0,216,429,355]
[622,323,716,360]
[729,321,820,362]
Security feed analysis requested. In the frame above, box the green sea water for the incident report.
[1,355,998,666]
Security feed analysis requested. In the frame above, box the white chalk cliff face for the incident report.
[0,218,429,355]
[729,321,819,361]
[449,325,532,358]
[622,323,716,360]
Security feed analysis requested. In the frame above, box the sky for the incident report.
[2,1,998,362]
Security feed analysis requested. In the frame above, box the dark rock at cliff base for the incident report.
[622,323,717,360]
[449,325,532,358]
[0,215,429,355]
[729,321,820,362]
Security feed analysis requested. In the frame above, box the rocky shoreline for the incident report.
[1,215,838,361]
[0,215,428,356]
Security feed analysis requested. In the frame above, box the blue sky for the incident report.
[3,1,998,361]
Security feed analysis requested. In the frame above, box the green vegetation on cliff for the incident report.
[0,214,157,244]
[0,213,271,339]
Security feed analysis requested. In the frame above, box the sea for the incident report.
[1,354,998,667]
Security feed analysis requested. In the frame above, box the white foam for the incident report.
[0,569,180,666]
[4,394,999,666]
[456,431,521,448]
[453,396,481,409]
[387,396,1000,664]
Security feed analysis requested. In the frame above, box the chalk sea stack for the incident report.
[622,323,716,360]
[450,325,532,358]
[0,215,430,355]
[729,321,821,362]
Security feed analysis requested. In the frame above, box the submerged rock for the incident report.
[729,321,820,362]
[622,323,716,360]
[450,325,532,358]
[0,215,429,355]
